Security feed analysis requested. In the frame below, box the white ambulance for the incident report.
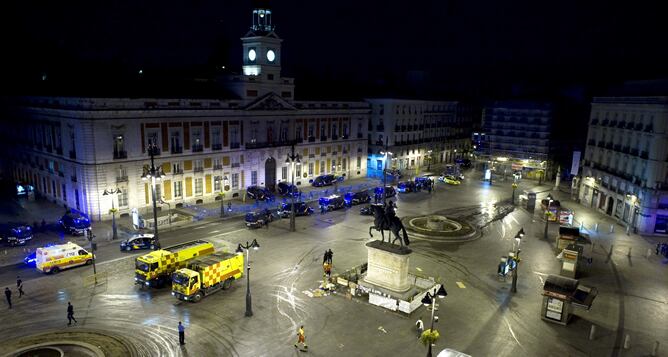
[36,242,94,274]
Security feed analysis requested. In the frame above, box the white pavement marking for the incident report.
[504,316,524,350]
[416,267,423,272]
[456,281,466,288]
[209,230,220,234]
[193,225,208,230]
[533,271,548,286]
[378,326,388,333]
[210,228,247,239]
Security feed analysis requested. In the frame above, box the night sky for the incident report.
[2,1,668,99]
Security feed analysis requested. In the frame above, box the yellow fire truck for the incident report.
[171,251,244,302]
[35,242,94,274]
[134,240,214,287]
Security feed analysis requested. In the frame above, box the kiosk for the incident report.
[541,275,597,325]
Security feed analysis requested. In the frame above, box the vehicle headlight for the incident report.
[184,297,188,300]
[134,277,138,281]
[171,292,175,296]
[145,282,150,286]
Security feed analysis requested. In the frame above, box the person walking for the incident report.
[178,321,185,345]
[5,287,12,309]
[294,325,307,350]
[657,243,661,255]
[415,317,424,339]
[326,249,333,264]
[17,277,24,298]
[67,302,78,325]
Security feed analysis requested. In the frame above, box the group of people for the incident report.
[656,243,668,258]
[323,249,334,279]
[4,276,25,309]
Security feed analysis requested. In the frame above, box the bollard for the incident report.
[595,223,599,232]
[624,334,631,349]
[651,341,659,357]
[589,324,596,340]
[627,247,632,257]
[610,224,614,233]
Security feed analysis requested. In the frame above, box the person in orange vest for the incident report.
[294,325,308,350]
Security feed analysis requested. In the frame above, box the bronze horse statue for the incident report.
[368,203,410,246]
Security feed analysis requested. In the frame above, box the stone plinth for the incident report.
[427,216,446,230]
[363,241,412,292]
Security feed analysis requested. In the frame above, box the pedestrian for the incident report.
[323,262,332,279]
[320,205,326,215]
[227,201,232,212]
[16,276,22,289]
[323,251,329,264]
[18,283,25,298]
[5,287,12,309]
[294,325,307,350]
[657,243,661,255]
[415,317,424,339]
[67,302,77,325]
[178,321,185,345]
[326,249,333,264]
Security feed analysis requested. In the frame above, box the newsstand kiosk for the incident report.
[541,275,597,325]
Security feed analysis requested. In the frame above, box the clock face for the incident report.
[267,50,276,62]
[248,49,257,62]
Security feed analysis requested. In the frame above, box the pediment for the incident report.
[245,93,296,111]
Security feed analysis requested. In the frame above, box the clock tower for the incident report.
[227,4,295,104]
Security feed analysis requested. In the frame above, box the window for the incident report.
[231,127,239,145]
[192,128,202,150]
[195,178,203,196]
[118,189,128,207]
[174,181,183,198]
[113,135,125,158]
[377,160,383,170]
[268,74,274,80]
[343,124,348,137]
[212,127,221,147]
[62,183,67,201]
[214,176,222,191]
[282,166,287,181]
[194,160,204,172]
[251,128,258,143]
[232,173,239,189]
[308,125,314,138]
[320,125,326,137]
[331,161,336,172]
[342,158,347,170]
[154,183,162,201]
[171,131,181,152]
[173,162,182,174]
[213,158,222,169]
[147,132,159,151]
[251,171,258,185]
[296,164,302,177]
[308,162,314,175]
[357,156,361,169]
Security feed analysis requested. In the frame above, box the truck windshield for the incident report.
[172,273,189,285]
[135,260,150,272]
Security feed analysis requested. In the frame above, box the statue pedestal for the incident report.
[363,241,412,292]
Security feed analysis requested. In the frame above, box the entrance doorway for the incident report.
[265,157,276,191]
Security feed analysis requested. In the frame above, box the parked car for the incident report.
[277,202,314,218]
[360,203,383,216]
[120,233,157,251]
[312,174,342,187]
[246,186,275,201]
[1,223,33,246]
[374,186,397,199]
[277,182,300,197]
[344,191,371,206]
[245,209,274,228]
[397,181,417,193]
[319,195,345,211]
[439,175,461,185]
[60,209,91,235]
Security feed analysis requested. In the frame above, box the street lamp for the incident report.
[218,175,229,218]
[236,239,260,317]
[141,143,166,249]
[511,228,524,293]
[543,198,554,240]
[427,150,433,171]
[102,188,122,240]
[85,228,98,284]
[286,145,301,232]
[421,284,448,357]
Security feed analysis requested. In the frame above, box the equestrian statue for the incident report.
[368,202,410,247]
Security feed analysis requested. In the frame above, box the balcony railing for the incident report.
[320,136,328,141]
[56,147,63,155]
[231,163,240,168]
[587,139,595,145]
[641,151,649,159]
[295,137,304,143]
[332,134,339,140]
[357,133,363,139]
[341,134,349,140]
[45,145,52,153]
[644,125,653,133]
[605,142,613,149]
[213,164,223,170]
[69,150,77,159]
[597,141,604,148]
[171,146,183,154]
[194,167,204,173]
[212,143,222,151]
[622,146,630,154]
[308,136,316,143]
[191,144,203,152]
[173,169,184,175]
[245,140,297,149]
[116,176,129,183]
[230,143,241,149]
[635,123,643,130]
[71,176,77,182]
[630,148,639,155]
[113,150,127,159]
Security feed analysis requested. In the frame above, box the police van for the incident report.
[35,242,94,274]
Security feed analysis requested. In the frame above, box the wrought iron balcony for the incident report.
[332,134,339,140]
[194,167,204,173]
[56,147,63,155]
[173,169,184,175]
[171,146,183,154]
[71,175,77,182]
[212,143,223,151]
[357,133,363,139]
[113,150,127,159]
[320,136,328,141]
[230,143,241,149]
[213,164,223,170]
[641,151,649,159]
[308,136,316,142]
[116,176,129,183]
[69,150,77,159]
[191,144,204,152]
[231,163,240,168]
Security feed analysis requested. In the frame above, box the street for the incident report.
[1,171,667,357]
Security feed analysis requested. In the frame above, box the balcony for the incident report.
[321,152,327,157]
[113,150,127,160]
[630,148,639,156]
[610,120,617,127]
[213,164,223,170]
[622,146,630,154]
[231,163,240,168]
[587,139,595,145]
[56,147,63,155]
[230,143,241,149]
[332,134,339,140]
[171,146,183,154]
[295,137,304,143]
[635,123,643,130]
[308,136,316,143]
[617,121,626,129]
[605,142,613,149]
[116,176,129,183]
[357,133,363,139]
[591,119,599,125]
[401,125,407,131]
[395,126,400,131]
[191,144,204,152]
[194,167,204,173]
[245,140,297,149]
[613,144,621,151]
[644,125,653,133]
[641,151,649,159]
[320,136,328,141]
[309,154,315,158]
[376,125,385,131]
[626,122,634,130]
[212,143,223,151]
[341,134,349,140]
[597,141,604,148]
[69,150,77,159]
[173,169,184,175]
[58,171,64,177]
[45,145,52,153]
[601,119,609,125]
[71,176,77,182]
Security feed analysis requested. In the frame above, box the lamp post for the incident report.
[86,228,98,284]
[141,143,166,249]
[286,145,301,232]
[421,284,448,357]
[380,138,392,206]
[236,239,260,317]
[427,150,433,171]
[102,188,121,240]
[544,198,554,240]
[511,228,524,293]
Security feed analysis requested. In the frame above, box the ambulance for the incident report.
[35,242,94,274]
[172,251,243,302]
